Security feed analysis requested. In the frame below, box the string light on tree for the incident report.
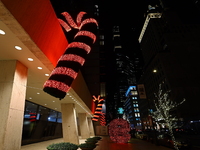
[151,84,185,150]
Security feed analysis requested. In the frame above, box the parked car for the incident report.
[157,133,192,149]
[135,131,148,140]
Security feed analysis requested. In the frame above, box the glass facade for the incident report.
[22,101,63,145]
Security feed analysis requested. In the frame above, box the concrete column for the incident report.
[88,117,95,136]
[78,113,90,139]
[61,103,79,144]
[0,60,27,150]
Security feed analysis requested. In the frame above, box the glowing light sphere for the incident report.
[109,118,131,143]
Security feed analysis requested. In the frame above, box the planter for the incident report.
[79,148,94,150]
[46,142,78,150]
[47,149,77,150]
[79,143,96,150]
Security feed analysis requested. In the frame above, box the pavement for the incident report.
[94,136,172,150]
[21,135,200,150]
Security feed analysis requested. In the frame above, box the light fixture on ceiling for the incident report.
[0,29,5,35]
[15,46,22,50]
[45,74,49,76]
[37,67,42,70]
[28,58,34,61]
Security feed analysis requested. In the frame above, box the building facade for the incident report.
[138,1,200,131]
[0,0,96,149]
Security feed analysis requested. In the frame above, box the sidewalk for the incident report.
[21,136,172,150]
[94,136,171,150]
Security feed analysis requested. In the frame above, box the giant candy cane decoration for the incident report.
[92,95,104,121]
[43,12,98,99]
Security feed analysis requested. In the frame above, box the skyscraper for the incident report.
[105,25,144,123]
[138,0,200,131]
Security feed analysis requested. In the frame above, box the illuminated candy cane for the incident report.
[92,95,104,121]
[43,12,98,99]
[100,113,106,126]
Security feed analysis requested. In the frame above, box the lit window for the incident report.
[100,35,104,39]
[133,104,138,107]
[132,97,138,99]
[135,113,140,117]
[134,108,139,112]
[131,91,138,95]
[100,41,104,45]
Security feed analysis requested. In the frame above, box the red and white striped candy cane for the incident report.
[43,12,98,99]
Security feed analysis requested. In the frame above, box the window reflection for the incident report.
[37,106,49,121]
[48,110,57,122]
[24,101,38,121]
[57,112,62,123]
[22,101,62,145]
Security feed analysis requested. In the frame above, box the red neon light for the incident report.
[44,80,70,92]
[58,19,71,32]
[92,118,98,121]
[61,12,79,29]
[67,42,91,54]
[76,12,87,26]
[75,31,96,43]
[50,67,78,79]
[100,113,106,126]
[80,18,98,29]
[93,115,100,118]
[59,54,85,65]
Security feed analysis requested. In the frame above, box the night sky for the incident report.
[99,0,160,57]
[50,0,160,47]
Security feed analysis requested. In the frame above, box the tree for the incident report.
[151,84,185,150]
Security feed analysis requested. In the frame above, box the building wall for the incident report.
[139,10,200,122]
[1,0,68,66]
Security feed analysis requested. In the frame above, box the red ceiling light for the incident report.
[43,11,98,99]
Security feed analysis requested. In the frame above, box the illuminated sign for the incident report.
[117,107,124,114]
[125,86,136,97]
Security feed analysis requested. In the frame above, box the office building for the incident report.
[138,1,200,131]
[104,25,145,123]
